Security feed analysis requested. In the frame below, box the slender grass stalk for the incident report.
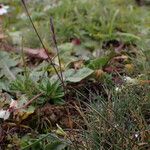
[21,36,30,81]
[109,9,119,37]
[50,17,66,97]
[21,0,63,86]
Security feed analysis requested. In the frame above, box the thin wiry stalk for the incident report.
[21,0,63,85]
[14,92,43,110]
[50,17,66,97]
[21,36,29,79]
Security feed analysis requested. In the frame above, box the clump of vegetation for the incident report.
[76,84,150,149]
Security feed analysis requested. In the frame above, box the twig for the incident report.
[21,0,63,84]
[16,92,43,110]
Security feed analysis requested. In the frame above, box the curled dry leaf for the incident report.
[94,69,105,79]
[112,55,128,62]
[73,60,84,70]
[23,48,52,60]
[3,46,54,60]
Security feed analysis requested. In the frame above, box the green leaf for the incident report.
[29,61,48,82]
[39,79,64,104]
[0,51,21,80]
[87,56,109,70]
[0,79,10,91]
[58,43,74,55]
[44,141,67,150]
[65,67,94,83]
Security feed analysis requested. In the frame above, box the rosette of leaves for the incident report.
[39,79,64,105]
[10,75,38,96]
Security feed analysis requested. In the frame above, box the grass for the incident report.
[75,84,150,149]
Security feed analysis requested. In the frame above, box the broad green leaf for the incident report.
[87,56,109,70]
[65,67,94,83]
[30,61,48,82]
[0,80,10,91]
[56,43,77,67]
[58,43,74,55]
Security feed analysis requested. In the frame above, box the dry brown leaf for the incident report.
[94,69,105,79]
[113,55,128,62]
[125,64,134,74]
[3,46,54,60]
[23,48,53,60]
[72,60,84,70]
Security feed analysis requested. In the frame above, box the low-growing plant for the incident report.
[10,76,38,97]
[10,76,64,105]
[39,79,64,104]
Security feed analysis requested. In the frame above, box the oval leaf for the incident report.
[65,67,94,83]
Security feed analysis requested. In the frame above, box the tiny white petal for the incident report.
[0,109,10,120]
[114,124,119,128]
[0,4,9,15]
[135,133,139,138]
[123,76,138,84]
[115,87,122,92]
[0,9,7,15]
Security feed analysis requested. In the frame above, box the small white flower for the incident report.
[0,109,10,120]
[115,87,122,92]
[134,133,139,138]
[0,4,9,15]
[123,76,138,84]
[115,85,125,93]
[114,124,119,128]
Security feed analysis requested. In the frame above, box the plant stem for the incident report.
[21,0,63,85]
[16,92,43,110]
[50,17,66,97]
